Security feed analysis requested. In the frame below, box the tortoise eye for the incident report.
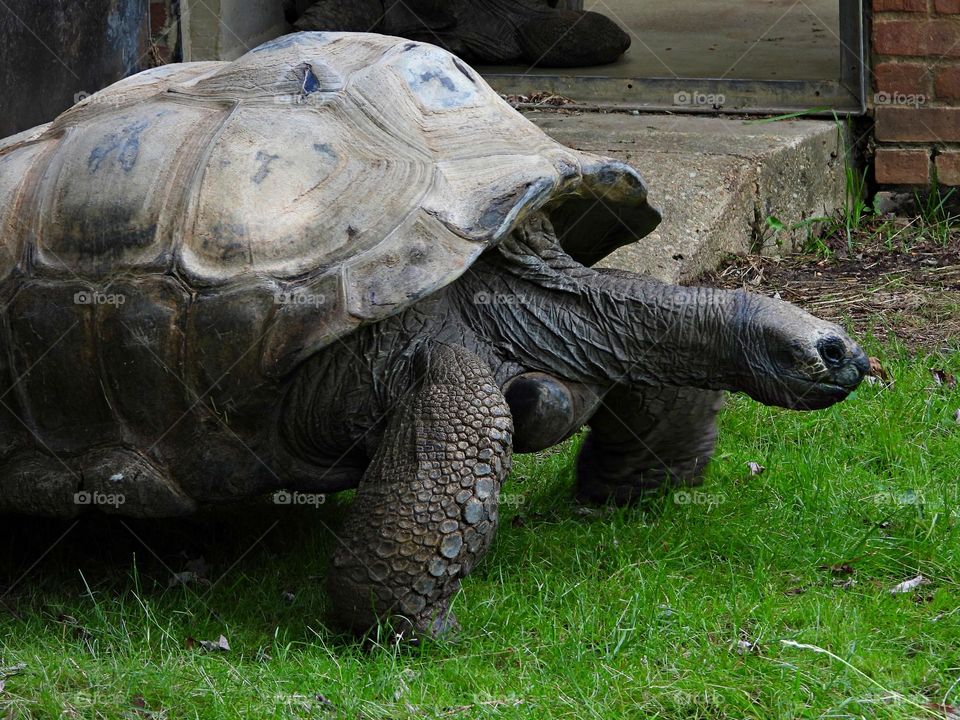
[818,338,846,367]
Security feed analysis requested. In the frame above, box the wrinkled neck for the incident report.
[585,272,745,387]
[456,251,747,390]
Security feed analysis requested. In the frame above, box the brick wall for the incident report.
[873,0,960,185]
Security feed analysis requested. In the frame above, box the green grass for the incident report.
[766,116,959,259]
[2,341,960,719]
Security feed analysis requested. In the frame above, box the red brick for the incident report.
[935,64,960,96]
[875,148,931,183]
[874,62,931,94]
[936,0,960,12]
[150,1,168,33]
[935,151,960,182]
[876,107,960,141]
[875,0,928,10]
[874,19,960,56]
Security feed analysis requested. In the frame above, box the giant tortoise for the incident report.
[0,32,868,636]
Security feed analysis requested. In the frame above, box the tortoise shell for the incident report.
[0,32,659,515]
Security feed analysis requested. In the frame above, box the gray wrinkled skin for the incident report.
[293,0,631,66]
[275,216,869,635]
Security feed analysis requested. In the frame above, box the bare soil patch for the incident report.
[699,223,960,352]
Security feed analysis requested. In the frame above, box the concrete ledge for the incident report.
[529,112,849,282]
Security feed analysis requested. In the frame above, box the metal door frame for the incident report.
[483,0,868,116]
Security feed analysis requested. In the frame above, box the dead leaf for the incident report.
[56,614,93,645]
[198,634,230,652]
[315,694,337,712]
[866,357,894,388]
[783,586,807,596]
[889,575,930,594]
[503,92,576,107]
[747,461,766,476]
[185,556,209,575]
[820,562,855,576]
[169,571,204,588]
[169,556,211,587]
[0,663,25,678]
[923,703,960,718]
[930,369,958,389]
[184,636,196,650]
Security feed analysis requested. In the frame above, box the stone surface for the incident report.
[529,111,848,282]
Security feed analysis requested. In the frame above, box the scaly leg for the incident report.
[327,344,512,638]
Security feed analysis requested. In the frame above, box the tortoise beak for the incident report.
[817,336,870,391]
[782,337,869,410]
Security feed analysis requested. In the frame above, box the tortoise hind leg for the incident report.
[516,9,631,67]
[575,386,725,506]
[293,0,385,32]
[327,344,512,638]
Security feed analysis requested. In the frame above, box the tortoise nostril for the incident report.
[818,338,847,367]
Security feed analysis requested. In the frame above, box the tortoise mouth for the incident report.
[778,377,857,410]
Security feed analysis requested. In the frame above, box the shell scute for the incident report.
[2,31,660,388]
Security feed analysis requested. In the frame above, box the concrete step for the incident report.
[529,112,849,282]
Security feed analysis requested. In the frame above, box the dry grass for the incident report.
[700,230,960,351]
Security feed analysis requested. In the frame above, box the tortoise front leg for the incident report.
[575,386,725,506]
[328,344,512,638]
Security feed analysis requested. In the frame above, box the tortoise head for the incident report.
[728,292,870,410]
